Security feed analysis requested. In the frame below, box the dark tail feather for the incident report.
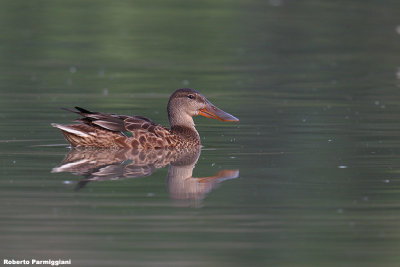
[75,106,93,114]
[61,107,93,115]
[61,107,80,114]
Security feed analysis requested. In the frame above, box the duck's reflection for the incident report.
[52,147,238,205]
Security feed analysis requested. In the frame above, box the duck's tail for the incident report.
[51,123,91,147]
[51,123,89,137]
[51,123,127,148]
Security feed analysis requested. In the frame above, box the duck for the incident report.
[52,88,239,149]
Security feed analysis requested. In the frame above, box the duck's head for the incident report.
[167,88,239,128]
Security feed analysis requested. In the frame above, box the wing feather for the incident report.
[59,107,176,148]
[63,107,158,134]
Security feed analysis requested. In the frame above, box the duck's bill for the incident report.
[198,104,239,122]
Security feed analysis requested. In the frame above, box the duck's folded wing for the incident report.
[68,106,158,134]
[124,117,169,136]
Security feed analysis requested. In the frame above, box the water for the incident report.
[2,0,400,266]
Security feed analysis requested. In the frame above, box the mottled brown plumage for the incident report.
[52,88,239,149]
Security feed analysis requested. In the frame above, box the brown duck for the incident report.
[52,88,239,149]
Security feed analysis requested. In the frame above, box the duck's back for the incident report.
[52,107,199,149]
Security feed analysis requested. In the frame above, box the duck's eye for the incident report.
[187,94,195,99]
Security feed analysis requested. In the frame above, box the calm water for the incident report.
[2,0,400,266]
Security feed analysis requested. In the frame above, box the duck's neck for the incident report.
[171,125,200,144]
[167,98,202,145]
[168,109,195,129]
[168,108,200,143]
